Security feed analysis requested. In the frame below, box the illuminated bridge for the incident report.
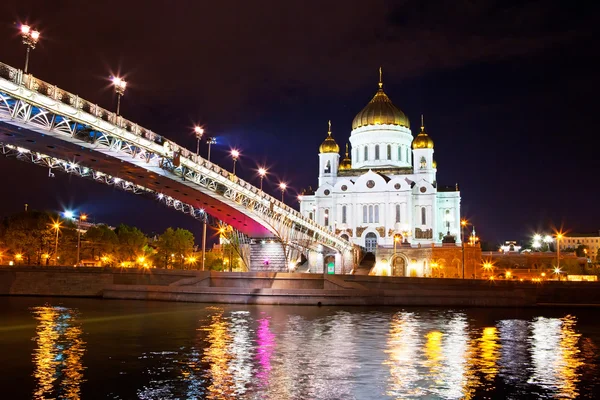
[0,61,354,272]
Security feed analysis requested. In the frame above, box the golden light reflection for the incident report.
[31,306,86,400]
[477,326,500,382]
[201,311,234,399]
[424,331,444,384]
[557,316,583,398]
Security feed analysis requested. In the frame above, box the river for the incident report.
[1,297,599,399]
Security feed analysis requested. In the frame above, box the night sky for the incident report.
[0,0,598,245]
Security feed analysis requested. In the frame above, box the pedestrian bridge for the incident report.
[0,61,354,272]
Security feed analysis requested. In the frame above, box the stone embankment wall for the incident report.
[1,266,600,307]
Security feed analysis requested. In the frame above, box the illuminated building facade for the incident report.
[300,71,469,277]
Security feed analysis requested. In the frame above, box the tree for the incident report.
[83,224,118,261]
[154,227,195,269]
[0,211,56,265]
[115,224,147,263]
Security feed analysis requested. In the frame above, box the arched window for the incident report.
[363,205,368,223]
[421,207,426,225]
[368,205,374,223]
[342,205,347,224]
[375,145,380,160]
[420,156,426,169]
[324,160,331,173]
[324,209,329,226]
[395,204,401,223]
[387,145,392,160]
[374,205,379,223]
[364,146,369,161]
[398,146,402,161]
[309,212,313,220]
[406,148,409,164]
[445,209,450,230]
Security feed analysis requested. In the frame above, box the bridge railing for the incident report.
[0,61,349,250]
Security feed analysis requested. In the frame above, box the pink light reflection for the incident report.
[256,315,275,388]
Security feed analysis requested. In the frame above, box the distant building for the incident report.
[559,232,600,259]
[499,241,521,253]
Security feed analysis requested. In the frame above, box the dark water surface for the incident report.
[1,297,600,399]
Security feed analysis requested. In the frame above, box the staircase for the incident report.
[355,252,376,275]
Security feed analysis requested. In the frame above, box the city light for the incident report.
[258,167,267,191]
[20,24,40,73]
[63,210,75,219]
[279,182,287,203]
[111,76,127,115]
[230,149,240,175]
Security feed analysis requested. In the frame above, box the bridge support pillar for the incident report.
[307,251,324,274]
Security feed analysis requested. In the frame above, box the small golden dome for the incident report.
[351,68,410,130]
[432,159,437,168]
[319,120,340,154]
[412,116,434,149]
[339,143,352,170]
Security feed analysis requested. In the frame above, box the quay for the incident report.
[1,266,599,307]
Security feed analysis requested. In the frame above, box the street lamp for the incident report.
[279,182,287,203]
[111,76,127,116]
[461,219,468,279]
[20,24,40,74]
[65,211,87,266]
[199,208,207,271]
[194,126,204,159]
[258,167,267,191]
[532,234,542,251]
[206,137,216,162]
[554,267,562,281]
[52,220,61,266]
[230,149,240,175]
[556,232,563,273]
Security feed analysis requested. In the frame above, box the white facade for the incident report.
[299,82,461,253]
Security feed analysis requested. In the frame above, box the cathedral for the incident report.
[299,71,471,277]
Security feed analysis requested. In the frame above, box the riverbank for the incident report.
[1,266,599,307]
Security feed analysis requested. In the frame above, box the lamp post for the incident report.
[76,214,87,266]
[194,126,204,160]
[200,209,207,271]
[461,219,467,279]
[206,137,216,162]
[258,167,267,191]
[230,149,240,175]
[20,24,40,74]
[279,182,287,203]
[556,232,563,277]
[111,76,127,116]
[52,221,61,266]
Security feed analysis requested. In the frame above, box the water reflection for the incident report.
[31,305,86,400]
[529,315,583,398]
[22,301,598,400]
[201,310,235,399]
[255,314,275,389]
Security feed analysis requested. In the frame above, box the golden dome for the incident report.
[339,143,352,170]
[351,68,410,130]
[412,116,434,149]
[319,120,340,153]
[432,159,437,168]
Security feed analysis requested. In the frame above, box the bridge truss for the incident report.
[0,61,352,270]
